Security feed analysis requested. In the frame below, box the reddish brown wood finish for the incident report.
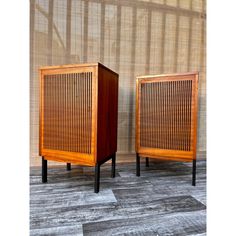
[97,65,119,162]
[136,72,198,162]
[39,63,118,166]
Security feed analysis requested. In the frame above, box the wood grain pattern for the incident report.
[39,63,118,166]
[136,72,198,161]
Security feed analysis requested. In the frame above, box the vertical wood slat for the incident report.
[167,80,170,150]
[180,81,183,149]
[72,73,74,151]
[139,78,194,151]
[160,82,163,148]
[43,72,92,154]
[170,81,173,149]
[83,73,85,153]
[140,84,144,147]
[85,73,87,153]
[189,80,193,151]
[89,72,92,153]
[148,83,150,147]
[76,72,79,152]
[164,82,166,149]
[176,80,179,150]
[157,83,160,148]
[66,73,68,151]
[78,73,81,152]
[161,82,164,148]
[173,81,177,150]
[183,80,186,150]
[81,73,84,152]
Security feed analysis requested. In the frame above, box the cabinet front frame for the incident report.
[39,65,98,166]
[135,72,198,161]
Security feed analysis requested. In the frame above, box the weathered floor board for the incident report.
[83,210,206,236]
[30,159,206,236]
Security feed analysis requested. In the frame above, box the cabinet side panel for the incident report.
[97,65,118,162]
[191,73,199,160]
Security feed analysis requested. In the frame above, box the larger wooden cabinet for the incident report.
[39,63,119,192]
[135,72,198,185]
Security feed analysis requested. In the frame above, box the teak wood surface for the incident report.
[136,72,198,162]
[39,63,118,166]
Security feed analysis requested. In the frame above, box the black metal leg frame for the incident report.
[136,153,140,177]
[67,163,71,171]
[136,153,197,186]
[42,157,47,183]
[94,153,116,193]
[192,159,196,186]
[42,153,116,193]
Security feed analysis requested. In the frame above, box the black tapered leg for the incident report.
[111,153,116,178]
[145,157,149,167]
[42,157,47,183]
[192,159,196,186]
[94,163,100,193]
[136,153,140,176]
[67,163,71,171]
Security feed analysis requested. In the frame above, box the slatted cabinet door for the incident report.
[40,66,97,166]
[136,72,198,185]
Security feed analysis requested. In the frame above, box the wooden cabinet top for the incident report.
[136,72,198,81]
[39,62,118,76]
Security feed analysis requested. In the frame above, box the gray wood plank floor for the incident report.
[30,159,206,236]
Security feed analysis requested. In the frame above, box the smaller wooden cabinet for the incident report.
[135,72,198,185]
[39,63,119,193]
